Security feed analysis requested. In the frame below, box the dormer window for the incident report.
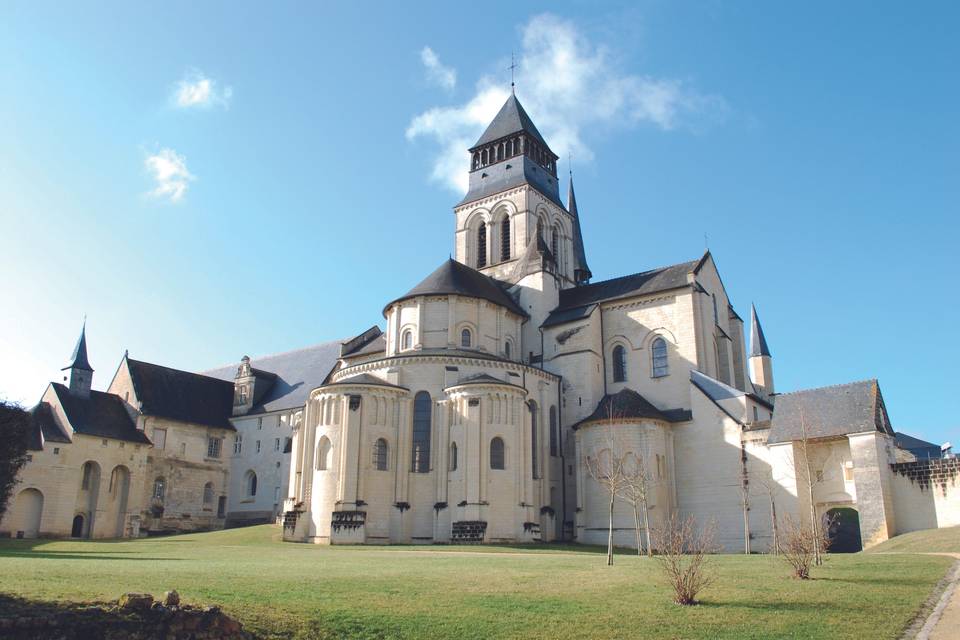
[238,385,249,404]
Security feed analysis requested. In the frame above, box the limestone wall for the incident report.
[226,409,296,526]
[890,458,960,534]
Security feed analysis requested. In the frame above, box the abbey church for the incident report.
[3,94,958,551]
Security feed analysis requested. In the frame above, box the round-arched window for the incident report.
[461,328,472,348]
[613,345,627,382]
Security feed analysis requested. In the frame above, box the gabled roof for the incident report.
[544,258,697,326]
[894,432,942,454]
[325,373,407,390]
[385,259,527,318]
[471,94,552,152]
[574,388,689,429]
[203,340,343,415]
[446,372,524,390]
[690,370,773,417]
[49,383,150,444]
[767,379,894,444]
[750,304,771,357]
[63,322,93,372]
[567,176,591,283]
[26,401,72,451]
[340,326,384,357]
[127,358,235,430]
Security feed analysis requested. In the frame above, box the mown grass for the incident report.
[0,525,951,639]
[866,525,960,554]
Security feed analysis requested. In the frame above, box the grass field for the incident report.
[0,525,953,640]
[866,525,960,554]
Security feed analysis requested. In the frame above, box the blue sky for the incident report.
[1,2,956,446]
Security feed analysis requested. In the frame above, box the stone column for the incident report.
[464,395,482,521]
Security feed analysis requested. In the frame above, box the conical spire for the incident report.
[750,304,771,358]
[63,320,93,372]
[568,175,592,284]
[472,93,551,151]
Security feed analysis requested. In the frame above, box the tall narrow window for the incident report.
[316,436,331,471]
[551,228,559,260]
[549,406,558,457]
[536,218,544,242]
[373,438,388,471]
[461,328,472,348]
[477,224,487,268]
[401,330,413,351]
[652,338,669,378]
[504,340,512,359]
[202,482,214,505]
[530,403,539,479]
[449,442,458,471]
[501,216,511,261]
[490,437,505,470]
[247,471,258,497]
[153,477,165,501]
[412,392,432,473]
[612,345,627,382]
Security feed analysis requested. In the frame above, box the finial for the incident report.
[509,52,517,93]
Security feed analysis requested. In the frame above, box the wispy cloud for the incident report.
[407,14,727,193]
[172,69,232,109]
[145,148,194,203]
[420,46,456,91]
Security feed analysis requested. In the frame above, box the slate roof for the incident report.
[690,370,774,410]
[49,383,151,444]
[471,94,552,152]
[340,326,384,357]
[63,323,93,371]
[26,401,72,451]
[456,154,565,209]
[127,358,235,430]
[894,432,943,458]
[767,379,894,444]
[203,340,343,415]
[543,259,697,326]
[325,373,407,390]
[446,372,524,390]
[385,259,527,318]
[574,388,689,429]
[567,177,592,283]
[750,304,771,357]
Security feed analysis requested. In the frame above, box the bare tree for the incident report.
[582,413,631,566]
[617,451,653,557]
[756,474,781,555]
[652,514,718,605]
[738,442,751,554]
[794,405,824,566]
[780,513,833,578]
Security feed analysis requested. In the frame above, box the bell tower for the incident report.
[62,320,93,397]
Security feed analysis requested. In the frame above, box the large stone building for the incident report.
[3,93,957,549]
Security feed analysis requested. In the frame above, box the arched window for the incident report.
[316,436,332,471]
[477,224,487,268]
[652,337,669,378]
[549,406,558,457]
[501,216,511,261]
[551,227,559,260]
[536,218,544,242]
[401,330,413,351]
[246,471,258,497]
[613,345,627,382]
[490,437,505,470]
[504,340,512,359]
[461,328,472,348]
[152,477,165,502]
[373,438,388,471]
[412,391,432,473]
[530,402,539,479]
[449,442,458,471]
[202,482,214,505]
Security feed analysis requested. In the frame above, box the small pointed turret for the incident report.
[748,304,774,396]
[568,176,592,285]
[62,320,93,397]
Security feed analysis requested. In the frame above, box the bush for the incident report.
[652,514,718,605]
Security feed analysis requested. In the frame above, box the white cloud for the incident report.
[420,46,457,91]
[172,70,232,109]
[407,14,727,192]
[144,148,194,203]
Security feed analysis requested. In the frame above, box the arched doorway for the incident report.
[71,514,85,538]
[75,461,101,538]
[11,488,43,538]
[824,507,862,553]
[108,465,131,538]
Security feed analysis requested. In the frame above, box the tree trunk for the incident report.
[641,498,652,557]
[633,504,642,556]
[607,492,615,566]
[769,494,779,555]
[742,495,751,554]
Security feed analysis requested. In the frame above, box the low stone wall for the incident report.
[890,458,960,534]
[0,591,254,640]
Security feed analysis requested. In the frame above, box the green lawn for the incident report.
[866,525,960,554]
[0,525,952,640]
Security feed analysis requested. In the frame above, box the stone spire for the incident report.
[749,304,771,357]
[749,304,774,396]
[62,320,93,397]
[568,175,592,285]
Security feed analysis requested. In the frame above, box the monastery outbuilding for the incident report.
[3,93,957,551]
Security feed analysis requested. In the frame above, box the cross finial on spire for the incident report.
[508,52,517,93]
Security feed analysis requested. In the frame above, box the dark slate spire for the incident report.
[472,93,551,151]
[750,304,771,358]
[568,175,592,284]
[63,320,93,372]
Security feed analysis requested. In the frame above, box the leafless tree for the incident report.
[780,513,833,578]
[618,451,653,557]
[738,442,751,554]
[582,411,631,566]
[652,514,718,605]
[756,474,781,555]
[794,405,824,566]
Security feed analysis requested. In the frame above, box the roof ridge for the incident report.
[202,339,345,374]
[128,357,234,384]
[572,257,699,292]
[776,378,879,396]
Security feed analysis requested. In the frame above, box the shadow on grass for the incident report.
[0,550,183,561]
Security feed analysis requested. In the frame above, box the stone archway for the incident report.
[824,507,862,553]
[11,488,43,538]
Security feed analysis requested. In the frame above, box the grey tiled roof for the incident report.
[325,373,406,390]
[203,340,343,415]
[63,323,93,372]
[457,154,564,209]
[447,372,524,390]
[26,400,72,451]
[691,370,774,410]
[574,388,688,429]
[472,94,551,151]
[767,379,894,444]
[127,358,235,430]
[385,259,527,318]
[50,383,151,444]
